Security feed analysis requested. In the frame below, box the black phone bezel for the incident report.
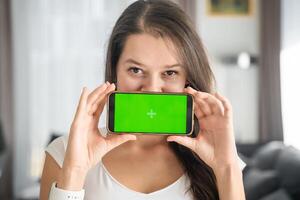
[186,94,193,134]
[108,92,116,132]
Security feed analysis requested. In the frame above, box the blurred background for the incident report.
[0,0,300,199]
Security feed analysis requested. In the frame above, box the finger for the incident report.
[191,90,223,115]
[194,103,205,119]
[186,87,223,116]
[203,94,224,115]
[184,87,210,98]
[167,136,196,151]
[73,87,89,122]
[194,95,212,116]
[185,87,212,115]
[90,83,116,116]
[79,87,89,109]
[214,92,232,118]
[93,83,116,111]
[86,82,109,111]
[87,84,111,115]
[106,134,137,152]
[90,84,116,128]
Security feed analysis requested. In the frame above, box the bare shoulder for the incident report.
[39,152,61,200]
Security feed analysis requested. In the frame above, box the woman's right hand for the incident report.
[57,82,136,190]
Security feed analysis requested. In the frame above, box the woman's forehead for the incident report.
[119,33,181,67]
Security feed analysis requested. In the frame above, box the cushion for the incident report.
[244,169,280,200]
[251,141,285,170]
[276,146,300,198]
[260,189,291,200]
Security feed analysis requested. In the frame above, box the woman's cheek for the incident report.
[117,76,142,92]
[163,84,185,93]
[163,79,186,93]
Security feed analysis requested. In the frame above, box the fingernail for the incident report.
[132,136,137,140]
[129,134,136,140]
[108,83,115,89]
[106,81,110,85]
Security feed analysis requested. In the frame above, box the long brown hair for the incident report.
[105,0,219,199]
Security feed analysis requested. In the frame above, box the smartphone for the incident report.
[106,91,194,135]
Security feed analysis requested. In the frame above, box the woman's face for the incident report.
[116,33,187,93]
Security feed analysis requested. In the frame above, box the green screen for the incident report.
[114,93,187,134]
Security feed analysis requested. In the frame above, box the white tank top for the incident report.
[45,133,246,200]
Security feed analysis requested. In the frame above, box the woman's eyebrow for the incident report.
[124,58,144,67]
[124,58,182,68]
[165,64,182,69]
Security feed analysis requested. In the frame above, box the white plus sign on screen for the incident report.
[147,109,157,118]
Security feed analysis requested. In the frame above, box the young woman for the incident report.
[40,0,245,199]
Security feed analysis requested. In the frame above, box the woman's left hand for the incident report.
[167,87,239,171]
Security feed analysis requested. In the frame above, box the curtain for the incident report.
[0,0,13,199]
[259,0,283,141]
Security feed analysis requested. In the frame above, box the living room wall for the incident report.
[195,0,260,143]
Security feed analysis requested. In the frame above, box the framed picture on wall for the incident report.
[207,0,253,16]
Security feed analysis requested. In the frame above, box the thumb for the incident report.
[106,134,136,152]
[167,136,196,151]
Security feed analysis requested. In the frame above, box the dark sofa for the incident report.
[238,141,300,200]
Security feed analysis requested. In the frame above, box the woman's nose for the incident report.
[141,76,164,92]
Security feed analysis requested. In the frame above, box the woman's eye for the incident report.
[128,67,143,74]
[164,70,178,76]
